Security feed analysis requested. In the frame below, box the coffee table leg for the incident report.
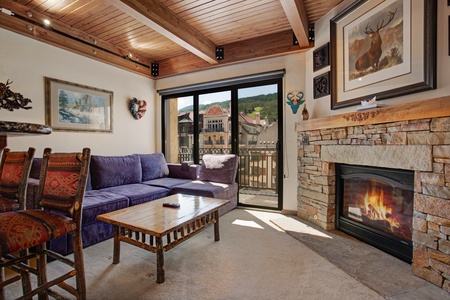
[113,225,120,264]
[156,237,164,283]
[214,210,220,241]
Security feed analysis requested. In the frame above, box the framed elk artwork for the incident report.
[330,0,436,109]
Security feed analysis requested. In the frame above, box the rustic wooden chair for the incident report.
[0,147,35,212]
[0,147,91,300]
[0,147,35,299]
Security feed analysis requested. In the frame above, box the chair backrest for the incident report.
[37,148,91,222]
[0,147,36,210]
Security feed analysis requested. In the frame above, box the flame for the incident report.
[363,181,400,230]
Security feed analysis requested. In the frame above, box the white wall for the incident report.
[0,28,156,157]
[305,0,450,118]
[155,55,307,212]
[155,0,450,212]
[1,0,448,212]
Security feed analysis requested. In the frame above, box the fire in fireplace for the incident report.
[336,164,414,263]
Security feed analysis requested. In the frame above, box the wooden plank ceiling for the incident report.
[0,0,342,78]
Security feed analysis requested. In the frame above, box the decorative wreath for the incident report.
[129,97,147,120]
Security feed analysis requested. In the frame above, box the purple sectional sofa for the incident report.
[27,153,238,256]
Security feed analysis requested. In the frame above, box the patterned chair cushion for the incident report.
[0,210,76,256]
[39,153,82,214]
[0,152,27,199]
[0,197,19,213]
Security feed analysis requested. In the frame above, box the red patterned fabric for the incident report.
[0,197,19,212]
[0,210,76,256]
[0,152,27,198]
[39,153,82,213]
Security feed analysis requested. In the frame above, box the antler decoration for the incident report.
[0,80,32,111]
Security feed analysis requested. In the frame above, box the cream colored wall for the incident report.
[155,55,307,211]
[1,0,448,212]
[0,28,156,157]
[304,0,450,119]
[154,0,450,212]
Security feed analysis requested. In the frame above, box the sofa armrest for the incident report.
[167,162,199,180]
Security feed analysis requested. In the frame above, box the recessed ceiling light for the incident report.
[43,19,50,26]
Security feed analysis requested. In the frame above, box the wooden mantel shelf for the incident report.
[296,96,450,132]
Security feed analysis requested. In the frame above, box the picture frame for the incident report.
[330,0,436,109]
[313,71,331,99]
[313,43,330,72]
[45,77,113,132]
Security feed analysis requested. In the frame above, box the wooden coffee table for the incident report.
[96,194,229,283]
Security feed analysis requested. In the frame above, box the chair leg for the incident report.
[72,231,86,300]
[0,266,5,300]
[19,249,32,296]
[36,244,49,300]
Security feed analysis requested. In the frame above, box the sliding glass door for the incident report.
[237,84,279,209]
[161,74,283,210]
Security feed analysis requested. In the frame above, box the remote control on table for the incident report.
[163,202,180,208]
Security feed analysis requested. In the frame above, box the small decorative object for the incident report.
[129,97,147,120]
[286,90,305,114]
[313,72,331,99]
[356,96,386,111]
[0,79,32,111]
[313,43,330,72]
[302,104,309,120]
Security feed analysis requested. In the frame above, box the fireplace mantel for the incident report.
[296,96,450,132]
[296,97,450,291]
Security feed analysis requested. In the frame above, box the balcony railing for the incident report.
[178,147,277,192]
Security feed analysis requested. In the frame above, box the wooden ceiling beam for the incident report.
[279,0,310,47]
[105,0,218,64]
[0,5,152,78]
[158,30,313,78]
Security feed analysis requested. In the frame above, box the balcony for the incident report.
[178,147,278,208]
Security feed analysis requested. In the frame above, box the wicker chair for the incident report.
[0,147,35,212]
[0,147,91,300]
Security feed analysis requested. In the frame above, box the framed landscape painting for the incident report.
[45,77,113,132]
[330,0,436,109]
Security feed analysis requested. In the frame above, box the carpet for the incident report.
[270,215,450,300]
[4,209,448,299]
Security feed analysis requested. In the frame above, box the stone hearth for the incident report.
[296,96,450,292]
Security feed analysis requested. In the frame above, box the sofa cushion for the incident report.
[197,154,238,184]
[142,177,192,189]
[167,163,199,180]
[90,155,142,189]
[137,153,169,181]
[82,190,129,226]
[99,184,169,206]
[170,181,238,199]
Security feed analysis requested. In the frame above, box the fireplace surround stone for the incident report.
[296,96,450,291]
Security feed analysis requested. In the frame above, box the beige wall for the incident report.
[0,27,156,157]
[155,55,307,211]
[155,0,450,212]
[305,0,450,118]
[1,0,448,212]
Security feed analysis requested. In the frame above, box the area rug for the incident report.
[270,216,449,299]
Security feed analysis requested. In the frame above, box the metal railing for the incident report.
[177,147,277,192]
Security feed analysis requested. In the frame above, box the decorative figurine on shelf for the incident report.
[286,90,305,114]
[0,79,32,111]
[302,104,309,120]
[129,97,147,120]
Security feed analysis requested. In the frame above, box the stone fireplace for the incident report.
[336,164,414,262]
[296,96,450,292]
